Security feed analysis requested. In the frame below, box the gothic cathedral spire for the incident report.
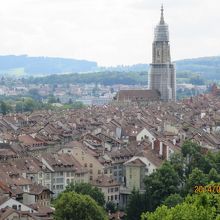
[148,6,176,101]
[160,4,165,24]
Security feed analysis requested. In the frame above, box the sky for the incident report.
[0,0,219,66]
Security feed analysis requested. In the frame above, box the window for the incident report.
[84,163,87,167]
[115,195,118,200]
[12,205,17,210]
[115,187,118,192]
[56,178,64,183]
[98,170,101,174]
[89,163,93,168]
[104,169,107,174]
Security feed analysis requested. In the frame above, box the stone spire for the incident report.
[160,4,165,24]
[154,5,169,42]
[149,5,176,101]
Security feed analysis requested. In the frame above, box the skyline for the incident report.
[0,0,220,66]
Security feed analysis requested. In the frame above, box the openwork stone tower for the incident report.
[148,5,176,101]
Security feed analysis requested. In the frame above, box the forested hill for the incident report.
[101,56,220,80]
[0,55,97,75]
[176,56,220,79]
[0,55,220,79]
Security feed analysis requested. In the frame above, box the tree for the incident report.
[15,101,23,113]
[47,95,57,104]
[23,98,36,112]
[208,168,220,182]
[54,192,108,220]
[68,98,73,104]
[106,201,116,213]
[65,183,105,207]
[142,193,220,220]
[126,189,147,220]
[144,161,180,211]
[170,153,186,184]
[0,101,9,115]
[181,140,212,175]
[71,101,85,109]
[163,194,183,208]
[186,168,208,193]
[28,88,42,100]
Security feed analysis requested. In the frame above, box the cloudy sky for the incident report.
[0,0,219,66]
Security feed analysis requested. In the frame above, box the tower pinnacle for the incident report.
[149,5,176,101]
[160,4,165,24]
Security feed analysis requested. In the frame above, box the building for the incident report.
[148,5,176,101]
[92,174,120,206]
[212,84,220,96]
[114,90,160,103]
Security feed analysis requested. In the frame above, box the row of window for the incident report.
[84,163,93,168]
[108,187,119,193]
[66,172,75,177]
[53,185,64,190]
[108,194,119,201]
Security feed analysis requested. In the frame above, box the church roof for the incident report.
[115,89,161,102]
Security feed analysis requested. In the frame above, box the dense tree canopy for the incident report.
[126,189,147,220]
[144,161,180,211]
[65,182,105,207]
[142,193,220,220]
[54,192,108,220]
[126,140,220,219]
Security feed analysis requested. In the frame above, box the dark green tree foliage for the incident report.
[54,192,108,220]
[144,161,180,211]
[0,101,9,115]
[170,153,185,184]
[208,168,220,182]
[163,194,183,208]
[71,101,85,109]
[105,201,116,213]
[126,189,147,220]
[181,140,212,175]
[186,168,208,193]
[142,192,220,220]
[65,183,105,207]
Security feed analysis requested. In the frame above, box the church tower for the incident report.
[148,6,176,101]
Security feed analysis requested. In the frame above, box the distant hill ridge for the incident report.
[0,55,97,75]
[101,56,220,80]
[0,55,220,79]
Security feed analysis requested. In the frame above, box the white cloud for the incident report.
[0,0,219,66]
